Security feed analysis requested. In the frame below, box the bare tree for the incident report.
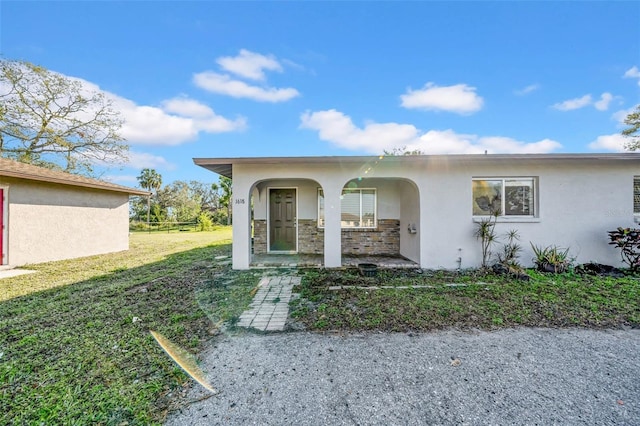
[0,59,127,175]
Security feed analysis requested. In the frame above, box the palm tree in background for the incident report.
[137,168,163,226]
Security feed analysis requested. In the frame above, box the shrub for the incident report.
[474,211,499,269]
[531,243,571,273]
[608,227,640,270]
[197,212,214,231]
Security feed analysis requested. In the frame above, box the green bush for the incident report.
[531,243,571,273]
[608,227,640,270]
[129,221,150,231]
[197,212,214,231]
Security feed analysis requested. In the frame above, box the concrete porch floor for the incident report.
[250,253,419,269]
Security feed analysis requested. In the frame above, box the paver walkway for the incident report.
[237,276,299,331]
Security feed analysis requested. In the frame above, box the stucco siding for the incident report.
[226,156,639,269]
[2,177,130,266]
[415,159,637,269]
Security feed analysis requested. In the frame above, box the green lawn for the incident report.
[290,268,640,331]
[0,228,261,425]
[3,234,639,424]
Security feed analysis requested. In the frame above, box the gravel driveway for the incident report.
[166,328,639,425]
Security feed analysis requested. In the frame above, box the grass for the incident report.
[289,268,640,332]
[0,227,261,425]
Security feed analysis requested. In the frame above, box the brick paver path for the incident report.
[237,276,299,331]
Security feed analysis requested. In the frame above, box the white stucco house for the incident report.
[194,153,640,270]
[0,158,149,266]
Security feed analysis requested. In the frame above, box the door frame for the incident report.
[267,186,298,253]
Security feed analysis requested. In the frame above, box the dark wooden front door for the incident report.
[269,188,296,251]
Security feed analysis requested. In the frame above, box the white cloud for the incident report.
[552,94,593,111]
[63,73,246,145]
[193,49,301,102]
[127,151,176,170]
[612,105,638,124]
[300,109,418,152]
[514,84,540,96]
[5,67,246,146]
[588,134,628,152]
[300,109,562,154]
[161,97,217,118]
[216,49,282,81]
[594,92,614,111]
[193,71,300,102]
[624,66,640,86]
[84,149,175,171]
[113,96,246,145]
[553,93,619,112]
[103,174,138,184]
[400,83,483,114]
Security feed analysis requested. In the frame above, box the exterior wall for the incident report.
[399,180,420,263]
[229,156,640,270]
[250,179,403,256]
[341,219,400,255]
[0,177,130,266]
[289,218,400,255]
[253,219,267,254]
[298,219,324,254]
[416,158,637,269]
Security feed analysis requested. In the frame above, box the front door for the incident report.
[269,188,296,251]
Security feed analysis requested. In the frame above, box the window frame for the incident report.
[472,177,538,220]
[317,188,378,229]
[634,176,640,217]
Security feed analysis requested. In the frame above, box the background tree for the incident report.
[623,105,640,151]
[0,59,127,175]
[218,176,232,225]
[383,146,425,156]
[137,169,162,226]
[156,181,202,223]
[188,180,220,213]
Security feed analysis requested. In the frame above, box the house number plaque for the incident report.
[234,198,246,204]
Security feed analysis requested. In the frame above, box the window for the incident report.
[634,177,640,215]
[318,188,377,228]
[472,178,536,217]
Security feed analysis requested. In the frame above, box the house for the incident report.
[0,158,149,266]
[194,153,640,270]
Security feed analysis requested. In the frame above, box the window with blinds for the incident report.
[318,188,377,228]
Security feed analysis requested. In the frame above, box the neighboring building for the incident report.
[195,153,640,270]
[0,158,149,266]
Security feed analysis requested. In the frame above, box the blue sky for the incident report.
[1,1,639,186]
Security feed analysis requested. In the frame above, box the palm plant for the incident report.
[137,168,162,226]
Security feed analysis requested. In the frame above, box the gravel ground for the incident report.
[165,328,640,425]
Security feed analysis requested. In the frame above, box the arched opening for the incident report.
[334,177,420,266]
[249,178,324,267]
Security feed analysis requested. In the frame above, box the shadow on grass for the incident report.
[0,242,261,425]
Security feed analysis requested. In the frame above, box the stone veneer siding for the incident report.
[253,219,267,254]
[253,218,400,255]
[340,219,400,255]
[298,219,324,254]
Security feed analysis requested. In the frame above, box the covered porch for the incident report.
[250,253,420,269]
[194,156,423,270]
